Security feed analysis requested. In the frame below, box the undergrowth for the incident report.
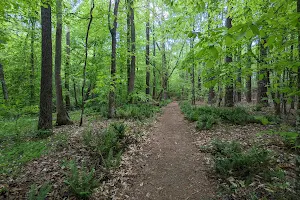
[204,140,294,199]
[64,161,98,199]
[180,101,276,130]
[83,122,127,169]
[116,104,160,120]
[27,182,52,200]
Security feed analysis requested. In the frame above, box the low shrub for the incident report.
[116,104,160,120]
[180,102,258,129]
[211,140,271,179]
[82,122,127,169]
[64,161,98,199]
[27,182,52,200]
[196,114,219,130]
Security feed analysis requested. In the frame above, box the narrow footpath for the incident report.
[127,102,216,200]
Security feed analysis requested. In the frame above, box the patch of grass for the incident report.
[0,140,48,175]
[64,161,98,199]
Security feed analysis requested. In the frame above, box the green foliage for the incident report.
[27,183,52,200]
[259,130,298,148]
[212,140,271,178]
[180,102,256,129]
[83,122,127,169]
[64,161,98,199]
[116,104,160,120]
[196,114,219,130]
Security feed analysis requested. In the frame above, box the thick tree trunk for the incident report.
[30,18,35,105]
[208,86,215,105]
[257,39,269,107]
[145,0,150,95]
[38,2,53,130]
[0,63,8,101]
[224,17,234,107]
[237,67,242,102]
[55,0,72,126]
[128,0,135,94]
[108,0,120,118]
[65,26,71,110]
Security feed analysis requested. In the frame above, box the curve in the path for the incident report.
[128,102,216,200]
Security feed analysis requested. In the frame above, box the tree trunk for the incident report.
[55,0,72,126]
[190,37,195,105]
[128,0,135,94]
[145,0,150,95]
[257,39,269,107]
[80,0,94,126]
[30,18,35,105]
[73,79,78,108]
[65,26,71,110]
[0,63,8,101]
[108,0,120,118]
[126,0,131,94]
[246,43,252,103]
[162,41,168,100]
[38,2,53,130]
[152,24,156,99]
[224,17,234,107]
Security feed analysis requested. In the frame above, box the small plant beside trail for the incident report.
[82,122,128,169]
[203,140,294,199]
[27,183,52,200]
[64,161,98,199]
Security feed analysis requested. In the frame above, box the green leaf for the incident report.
[249,24,260,35]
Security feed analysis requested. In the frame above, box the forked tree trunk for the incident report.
[55,0,72,126]
[38,2,53,130]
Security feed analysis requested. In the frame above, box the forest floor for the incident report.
[0,101,297,199]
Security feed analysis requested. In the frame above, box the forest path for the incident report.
[127,102,216,200]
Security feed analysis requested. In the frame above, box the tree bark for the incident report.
[30,18,36,105]
[257,39,269,107]
[55,0,72,126]
[145,0,150,95]
[65,26,71,110]
[190,37,195,105]
[73,79,78,108]
[224,16,234,107]
[126,0,131,94]
[38,2,53,130]
[246,43,252,103]
[162,41,168,100]
[152,23,156,99]
[108,0,120,118]
[0,63,8,101]
[80,0,94,126]
[128,0,135,95]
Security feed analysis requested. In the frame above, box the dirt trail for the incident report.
[127,102,216,200]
